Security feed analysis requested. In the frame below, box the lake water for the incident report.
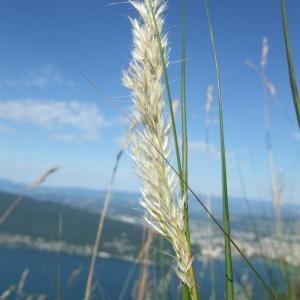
[0,247,288,299]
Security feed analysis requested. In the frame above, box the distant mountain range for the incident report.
[0,178,299,220]
[0,178,141,219]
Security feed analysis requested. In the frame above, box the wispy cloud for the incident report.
[189,140,218,156]
[53,133,75,142]
[0,99,108,140]
[0,122,17,134]
[0,64,74,89]
[189,140,235,160]
[292,130,300,141]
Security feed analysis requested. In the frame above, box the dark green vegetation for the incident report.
[0,191,176,262]
[0,191,143,257]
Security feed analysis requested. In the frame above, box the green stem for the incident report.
[147,0,182,189]
[203,0,234,299]
[148,1,198,298]
[181,1,198,300]
[281,0,300,128]
[181,0,188,196]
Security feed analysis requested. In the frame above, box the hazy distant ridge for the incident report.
[0,178,298,219]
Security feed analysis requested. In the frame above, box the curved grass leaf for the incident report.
[203,0,234,298]
[281,0,300,128]
[180,1,194,299]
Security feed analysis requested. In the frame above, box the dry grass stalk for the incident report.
[16,269,29,300]
[135,227,154,300]
[0,167,59,226]
[246,37,283,240]
[118,226,156,300]
[84,120,136,300]
[67,267,83,288]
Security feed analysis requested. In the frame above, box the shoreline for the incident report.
[0,233,138,264]
[0,233,299,270]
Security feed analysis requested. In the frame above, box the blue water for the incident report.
[0,247,288,299]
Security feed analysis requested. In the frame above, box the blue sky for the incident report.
[0,0,299,202]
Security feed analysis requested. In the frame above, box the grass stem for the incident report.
[203,0,234,298]
[281,0,300,128]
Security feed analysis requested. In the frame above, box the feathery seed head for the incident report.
[123,0,194,289]
[260,37,269,69]
[205,85,214,113]
[266,81,276,98]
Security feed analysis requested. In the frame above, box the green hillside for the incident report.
[0,191,145,257]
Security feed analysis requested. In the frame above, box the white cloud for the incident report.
[0,99,108,140]
[189,140,218,156]
[0,64,74,89]
[292,130,300,141]
[188,140,235,160]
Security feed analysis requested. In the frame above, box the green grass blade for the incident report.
[203,0,234,299]
[281,0,300,128]
[180,1,192,299]
[147,2,198,299]
[146,0,182,187]
[181,0,188,193]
